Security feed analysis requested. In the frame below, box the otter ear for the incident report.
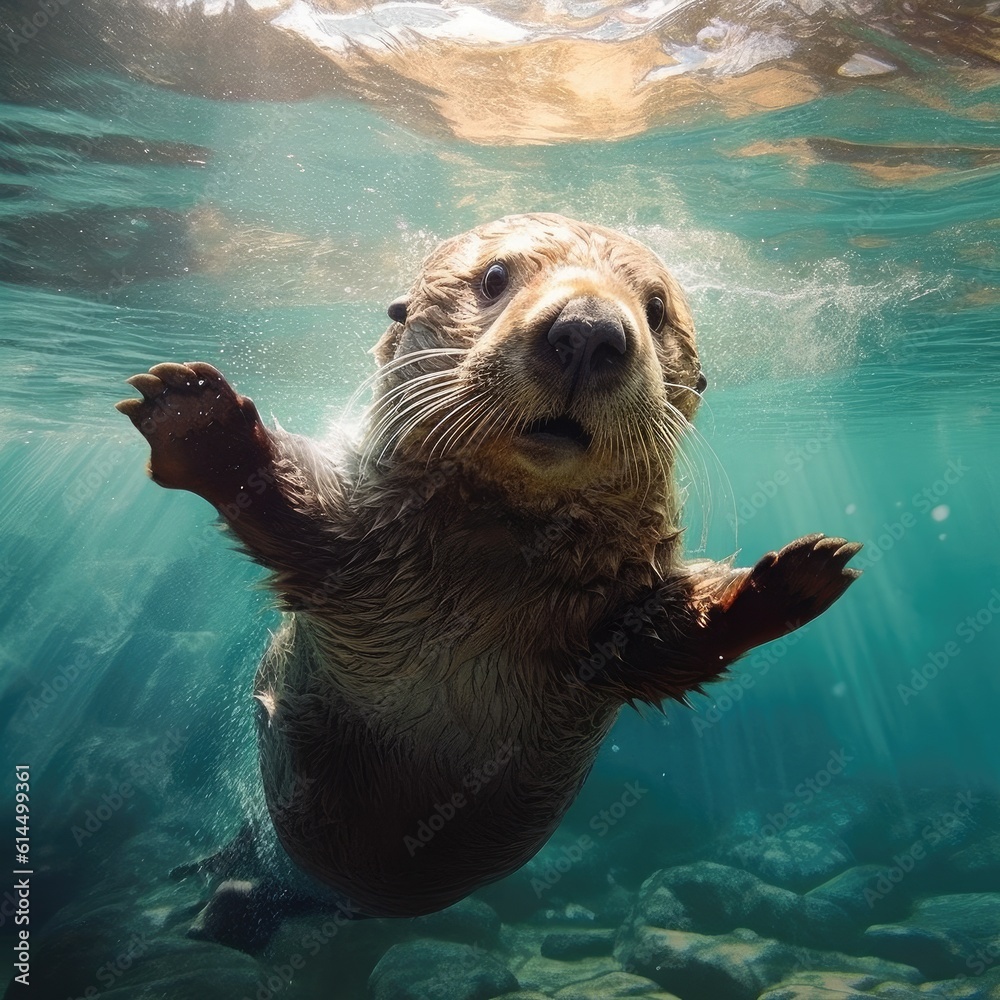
[373,296,408,366]
[387,297,408,324]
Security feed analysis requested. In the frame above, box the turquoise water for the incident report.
[2,2,1000,997]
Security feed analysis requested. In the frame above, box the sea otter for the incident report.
[116,213,860,946]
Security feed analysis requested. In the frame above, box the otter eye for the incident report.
[481,262,509,300]
[645,295,666,332]
[696,371,708,393]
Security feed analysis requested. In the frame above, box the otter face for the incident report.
[367,213,704,502]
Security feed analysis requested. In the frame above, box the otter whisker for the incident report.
[612,414,630,491]
[661,400,716,505]
[347,346,469,409]
[660,385,729,532]
[445,395,500,453]
[366,386,468,448]
[371,373,463,414]
[366,385,473,468]
[662,379,704,401]
[426,394,494,461]
[456,371,519,457]
[650,418,683,476]
[385,387,483,461]
[654,403,733,552]
[373,364,468,402]
[459,398,506,458]
[365,375,467,436]
[618,415,636,493]
[633,421,656,509]
[480,385,525,451]
[421,390,487,453]
[627,421,643,496]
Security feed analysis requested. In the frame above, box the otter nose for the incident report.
[546,297,627,380]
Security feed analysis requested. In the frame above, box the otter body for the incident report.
[118,214,860,929]
[253,460,643,917]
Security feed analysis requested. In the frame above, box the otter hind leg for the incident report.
[170,822,261,883]
[174,826,364,953]
[187,878,367,954]
[186,879,289,954]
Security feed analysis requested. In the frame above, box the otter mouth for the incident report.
[517,415,591,453]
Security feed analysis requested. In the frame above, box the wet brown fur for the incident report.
[117,213,861,919]
[248,215,707,914]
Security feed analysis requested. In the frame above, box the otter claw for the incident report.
[114,397,144,419]
[184,361,226,382]
[125,373,165,399]
[116,360,270,498]
[714,532,863,660]
[149,362,197,387]
[834,541,863,557]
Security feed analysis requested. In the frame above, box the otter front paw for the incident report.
[717,533,862,657]
[116,361,272,504]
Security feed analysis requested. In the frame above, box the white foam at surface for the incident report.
[838,53,896,77]
[272,0,531,55]
[649,20,796,79]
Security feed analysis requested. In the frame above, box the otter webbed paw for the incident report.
[186,879,285,954]
[583,534,861,707]
[116,361,274,509]
[186,877,364,954]
[712,533,862,662]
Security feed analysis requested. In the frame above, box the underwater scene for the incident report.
[2,1,1000,997]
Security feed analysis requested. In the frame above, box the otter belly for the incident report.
[254,617,617,917]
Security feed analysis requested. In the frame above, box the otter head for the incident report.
[366,213,705,515]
